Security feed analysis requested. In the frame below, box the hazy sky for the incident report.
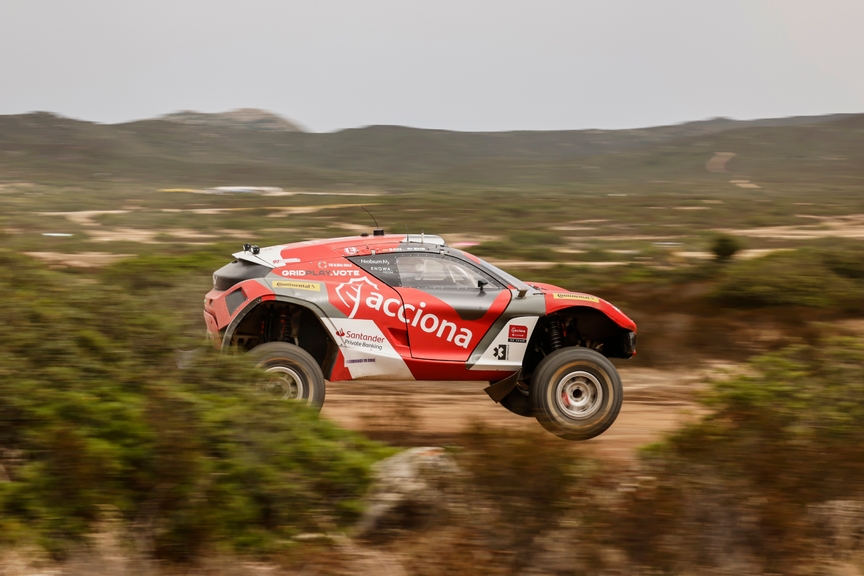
[1,0,862,132]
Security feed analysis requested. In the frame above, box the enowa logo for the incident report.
[333,277,473,349]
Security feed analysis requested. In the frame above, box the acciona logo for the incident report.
[334,277,473,349]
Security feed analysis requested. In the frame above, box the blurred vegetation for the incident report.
[0,250,389,560]
[611,338,864,573]
[399,338,864,574]
[710,233,742,263]
[713,243,864,311]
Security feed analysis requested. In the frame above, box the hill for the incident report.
[0,110,861,190]
[160,108,305,132]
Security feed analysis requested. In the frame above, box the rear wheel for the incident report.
[247,342,326,411]
[530,347,622,440]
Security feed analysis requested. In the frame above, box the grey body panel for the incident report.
[419,287,507,322]
[466,289,547,369]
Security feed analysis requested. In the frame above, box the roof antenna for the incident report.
[361,205,385,236]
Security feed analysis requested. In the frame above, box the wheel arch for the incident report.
[222,296,339,379]
[521,305,636,382]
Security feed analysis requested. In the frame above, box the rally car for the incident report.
[204,230,636,440]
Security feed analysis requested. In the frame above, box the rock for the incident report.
[356,447,460,537]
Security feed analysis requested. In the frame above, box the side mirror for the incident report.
[478,279,488,291]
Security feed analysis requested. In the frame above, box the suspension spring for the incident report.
[549,319,564,351]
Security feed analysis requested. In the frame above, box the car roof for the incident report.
[234,233,448,266]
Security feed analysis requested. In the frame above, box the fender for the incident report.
[531,282,636,333]
[220,294,335,352]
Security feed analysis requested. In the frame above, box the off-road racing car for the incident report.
[204,230,636,440]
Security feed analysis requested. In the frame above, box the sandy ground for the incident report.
[39,210,129,226]
[321,366,721,459]
[705,152,736,173]
[25,252,133,267]
[723,214,864,240]
[674,248,794,260]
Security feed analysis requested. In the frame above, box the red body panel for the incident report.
[530,282,636,333]
[396,287,511,362]
[404,358,516,381]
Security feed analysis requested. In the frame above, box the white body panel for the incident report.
[470,317,539,371]
[324,318,415,380]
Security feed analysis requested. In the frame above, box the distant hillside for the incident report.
[160,108,305,132]
[0,110,861,190]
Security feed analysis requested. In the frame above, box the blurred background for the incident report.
[2,1,864,574]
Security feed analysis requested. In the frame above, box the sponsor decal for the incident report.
[318,260,354,269]
[281,268,360,277]
[344,246,358,255]
[492,344,509,361]
[338,328,387,352]
[508,325,528,343]
[271,280,321,291]
[553,293,599,303]
[346,358,376,364]
[334,278,474,349]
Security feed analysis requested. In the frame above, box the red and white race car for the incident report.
[204,231,636,440]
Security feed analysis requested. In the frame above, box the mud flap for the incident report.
[483,370,522,403]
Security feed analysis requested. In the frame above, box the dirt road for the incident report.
[322,366,721,458]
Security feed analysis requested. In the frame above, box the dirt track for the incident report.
[322,366,722,458]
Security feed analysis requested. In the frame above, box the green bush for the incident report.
[709,233,741,263]
[0,250,388,559]
[712,247,864,310]
[614,338,864,572]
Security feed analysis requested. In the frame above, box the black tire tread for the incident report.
[530,347,623,440]
[248,342,327,411]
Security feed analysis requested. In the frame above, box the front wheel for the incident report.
[531,347,622,440]
[247,342,326,411]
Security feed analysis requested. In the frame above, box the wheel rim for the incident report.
[261,365,305,400]
[555,370,603,419]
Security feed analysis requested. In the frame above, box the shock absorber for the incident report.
[548,319,564,351]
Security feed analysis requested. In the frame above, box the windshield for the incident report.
[474,257,525,288]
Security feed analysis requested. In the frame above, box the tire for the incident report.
[499,383,533,417]
[530,347,623,440]
[247,342,326,411]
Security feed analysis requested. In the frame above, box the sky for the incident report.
[1,0,863,132]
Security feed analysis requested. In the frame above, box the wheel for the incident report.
[247,342,326,411]
[530,347,623,440]
[499,382,533,417]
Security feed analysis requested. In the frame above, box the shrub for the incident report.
[712,247,864,310]
[614,338,864,572]
[710,233,741,263]
[0,250,388,559]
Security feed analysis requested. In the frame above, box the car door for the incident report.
[329,256,412,379]
[392,254,511,362]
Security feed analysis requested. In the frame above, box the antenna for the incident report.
[361,205,385,236]
[361,206,379,228]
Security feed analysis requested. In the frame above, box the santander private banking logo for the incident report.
[333,277,473,349]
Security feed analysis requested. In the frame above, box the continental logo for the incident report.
[271,280,321,291]
[553,293,599,303]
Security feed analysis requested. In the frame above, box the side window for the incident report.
[349,255,401,287]
[396,255,501,290]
